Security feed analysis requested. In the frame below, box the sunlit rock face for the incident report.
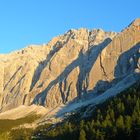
[88,18,140,90]
[0,19,140,111]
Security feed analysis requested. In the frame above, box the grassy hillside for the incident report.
[0,115,40,140]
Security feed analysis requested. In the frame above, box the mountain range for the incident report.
[0,18,139,123]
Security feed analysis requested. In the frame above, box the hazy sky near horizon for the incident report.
[0,0,139,53]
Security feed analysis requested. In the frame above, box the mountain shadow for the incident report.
[55,43,140,118]
[89,42,140,97]
[31,38,112,105]
[114,42,140,78]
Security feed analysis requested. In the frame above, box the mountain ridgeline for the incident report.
[0,18,140,112]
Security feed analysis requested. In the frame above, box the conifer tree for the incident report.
[79,129,86,140]
[125,115,132,134]
[116,115,124,129]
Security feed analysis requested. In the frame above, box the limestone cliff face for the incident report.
[0,19,140,111]
[88,18,140,90]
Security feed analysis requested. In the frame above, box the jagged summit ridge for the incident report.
[0,19,139,112]
[130,18,140,26]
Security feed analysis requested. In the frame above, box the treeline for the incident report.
[34,81,140,140]
[6,82,140,140]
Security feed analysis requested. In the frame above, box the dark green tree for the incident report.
[125,115,132,135]
[79,129,86,140]
[116,115,124,129]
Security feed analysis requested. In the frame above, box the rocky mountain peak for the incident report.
[130,18,140,26]
[0,19,139,112]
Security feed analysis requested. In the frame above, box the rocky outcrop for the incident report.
[0,19,140,112]
[88,18,140,90]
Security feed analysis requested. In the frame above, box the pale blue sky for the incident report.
[0,0,139,53]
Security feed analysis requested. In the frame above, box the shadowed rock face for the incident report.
[0,19,140,112]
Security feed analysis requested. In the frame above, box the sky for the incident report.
[0,0,139,53]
